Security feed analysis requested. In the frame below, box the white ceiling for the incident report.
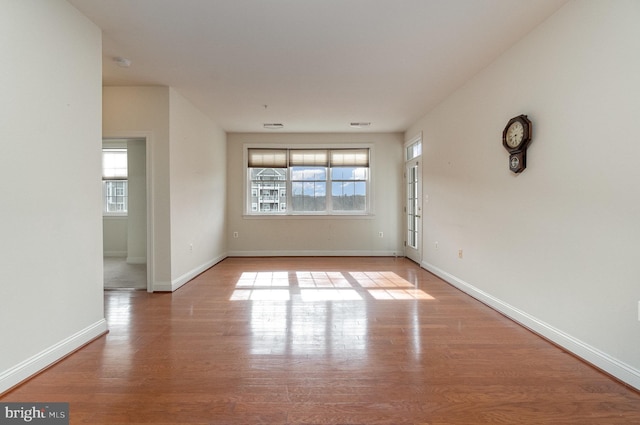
[68,0,568,133]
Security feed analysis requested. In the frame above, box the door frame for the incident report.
[404,133,422,264]
[103,131,154,292]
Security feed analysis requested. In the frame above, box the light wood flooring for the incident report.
[2,257,640,424]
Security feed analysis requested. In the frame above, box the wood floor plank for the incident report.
[2,257,639,424]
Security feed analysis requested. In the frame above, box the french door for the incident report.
[405,157,422,263]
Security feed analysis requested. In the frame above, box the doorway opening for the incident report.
[102,137,148,290]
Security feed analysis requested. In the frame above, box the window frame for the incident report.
[102,146,128,217]
[244,144,373,217]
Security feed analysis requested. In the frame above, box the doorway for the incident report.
[404,135,422,264]
[102,137,148,290]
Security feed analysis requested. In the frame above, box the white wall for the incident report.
[406,0,640,389]
[0,0,106,393]
[226,133,404,256]
[127,139,147,264]
[168,88,227,290]
[103,217,127,256]
[103,87,227,291]
[103,86,171,286]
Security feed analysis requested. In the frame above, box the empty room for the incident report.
[2,0,640,424]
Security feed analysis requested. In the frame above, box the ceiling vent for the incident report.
[350,122,371,128]
[263,123,284,129]
[113,56,131,68]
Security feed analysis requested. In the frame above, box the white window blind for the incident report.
[289,149,329,167]
[330,149,369,167]
[248,148,369,167]
[102,149,128,180]
[248,149,287,168]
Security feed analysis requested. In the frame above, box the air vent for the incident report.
[350,122,371,128]
[263,123,284,129]
[113,56,131,68]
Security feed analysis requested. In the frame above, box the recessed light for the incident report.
[350,122,371,128]
[263,123,284,129]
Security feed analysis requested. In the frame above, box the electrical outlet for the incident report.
[189,243,193,254]
[435,241,439,249]
[458,249,463,259]
[378,231,384,238]
[233,231,239,238]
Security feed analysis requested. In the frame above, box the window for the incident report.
[102,148,128,215]
[247,147,370,215]
[406,139,422,161]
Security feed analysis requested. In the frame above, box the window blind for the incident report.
[330,148,369,167]
[248,148,369,167]
[289,149,329,167]
[102,149,128,180]
[248,149,287,168]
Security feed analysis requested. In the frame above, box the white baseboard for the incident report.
[422,261,640,391]
[0,319,108,394]
[227,250,401,257]
[151,280,173,292]
[152,254,227,292]
[103,251,127,258]
[126,256,146,265]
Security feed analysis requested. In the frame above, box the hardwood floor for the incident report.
[3,257,640,424]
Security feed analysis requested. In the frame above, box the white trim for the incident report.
[151,280,173,292]
[126,256,146,265]
[0,319,108,394]
[153,255,227,292]
[242,213,376,220]
[104,251,127,258]
[422,260,640,391]
[228,250,400,257]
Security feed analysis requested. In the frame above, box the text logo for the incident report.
[0,403,68,425]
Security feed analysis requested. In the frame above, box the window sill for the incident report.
[242,213,375,220]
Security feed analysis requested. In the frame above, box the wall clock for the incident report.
[502,114,532,173]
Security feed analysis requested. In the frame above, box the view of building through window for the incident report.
[250,168,286,212]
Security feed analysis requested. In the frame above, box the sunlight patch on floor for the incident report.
[230,271,434,301]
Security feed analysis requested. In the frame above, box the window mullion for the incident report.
[286,168,291,215]
[327,165,333,214]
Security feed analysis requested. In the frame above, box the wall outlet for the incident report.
[233,231,239,238]
[189,243,193,254]
[435,241,439,249]
[378,231,384,238]
[458,249,463,259]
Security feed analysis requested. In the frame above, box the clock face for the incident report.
[505,121,524,148]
